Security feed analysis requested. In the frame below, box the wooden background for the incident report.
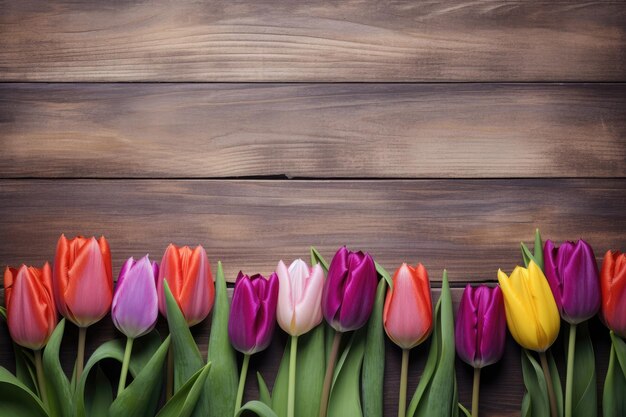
[1,1,625,415]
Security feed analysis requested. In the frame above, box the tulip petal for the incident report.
[337,252,377,331]
[276,260,294,334]
[322,247,349,326]
[228,276,259,354]
[293,264,325,336]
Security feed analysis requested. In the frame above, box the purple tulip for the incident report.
[544,239,601,324]
[455,284,506,368]
[112,255,159,339]
[228,272,279,354]
[322,246,378,332]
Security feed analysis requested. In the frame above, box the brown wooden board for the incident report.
[0,288,612,417]
[1,1,625,82]
[1,83,625,179]
[1,179,625,284]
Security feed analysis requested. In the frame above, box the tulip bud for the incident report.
[383,263,433,350]
[455,284,506,368]
[53,235,113,327]
[543,239,601,324]
[228,272,279,354]
[276,259,325,336]
[600,250,626,338]
[157,244,215,326]
[322,246,378,332]
[112,255,159,339]
[4,263,57,350]
[498,261,560,352]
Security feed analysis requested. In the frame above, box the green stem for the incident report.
[234,354,251,416]
[539,351,558,417]
[319,331,342,417]
[166,345,174,400]
[34,349,49,409]
[398,349,409,417]
[117,337,134,395]
[76,326,87,382]
[288,336,298,417]
[565,323,577,417]
[472,367,481,417]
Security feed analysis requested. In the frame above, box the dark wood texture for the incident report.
[1,179,625,284]
[1,83,625,179]
[1,1,625,82]
[0,288,613,417]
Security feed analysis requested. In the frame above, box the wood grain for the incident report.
[0,179,624,284]
[1,1,625,81]
[0,288,612,417]
[1,83,625,179]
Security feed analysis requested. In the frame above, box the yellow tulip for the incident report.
[497,261,560,352]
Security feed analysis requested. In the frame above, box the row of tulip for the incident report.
[1,231,625,417]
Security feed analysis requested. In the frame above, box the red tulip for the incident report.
[4,263,57,350]
[600,250,626,338]
[53,235,113,327]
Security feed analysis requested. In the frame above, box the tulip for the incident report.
[112,255,159,395]
[600,250,626,339]
[320,246,378,417]
[383,263,433,417]
[498,261,560,417]
[455,284,506,417]
[543,239,601,417]
[276,259,325,336]
[229,272,279,414]
[4,263,56,407]
[275,259,325,417]
[53,234,113,381]
[157,244,214,326]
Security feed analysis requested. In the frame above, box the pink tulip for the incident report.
[276,259,324,336]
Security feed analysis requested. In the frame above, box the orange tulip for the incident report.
[600,250,626,338]
[53,235,113,327]
[383,263,433,349]
[157,244,215,326]
[4,263,57,350]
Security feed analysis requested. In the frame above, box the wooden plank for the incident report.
[0,1,624,82]
[0,288,612,416]
[1,83,625,179]
[1,179,625,283]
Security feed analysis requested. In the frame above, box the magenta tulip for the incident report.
[228,272,279,355]
[455,284,506,368]
[544,239,601,324]
[322,246,378,332]
[112,255,159,339]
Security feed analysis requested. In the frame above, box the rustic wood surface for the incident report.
[1,83,625,179]
[1,0,625,81]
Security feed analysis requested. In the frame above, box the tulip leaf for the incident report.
[458,402,471,417]
[362,278,386,417]
[310,247,329,272]
[236,400,279,417]
[156,363,212,417]
[83,366,112,417]
[0,366,49,417]
[548,350,564,416]
[205,261,239,417]
[256,372,272,407]
[42,319,73,417]
[374,261,392,288]
[521,350,550,417]
[521,229,544,270]
[14,345,38,395]
[603,333,626,417]
[272,323,326,417]
[407,271,457,417]
[109,336,170,417]
[566,323,597,417]
[327,329,366,417]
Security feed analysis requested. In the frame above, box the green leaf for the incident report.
[256,372,271,407]
[272,324,326,417]
[547,350,564,416]
[205,261,239,417]
[603,333,626,417]
[14,345,38,394]
[327,329,366,417]
[362,279,386,417]
[0,366,49,417]
[156,363,212,417]
[310,247,329,272]
[520,349,550,417]
[109,336,170,417]
[163,280,204,392]
[42,319,73,417]
[407,271,457,417]
[458,402,471,417]
[521,229,544,270]
[567,323,597,417]
[83,366,112,417]
[374,261,392,289]
[236,400,279,417]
